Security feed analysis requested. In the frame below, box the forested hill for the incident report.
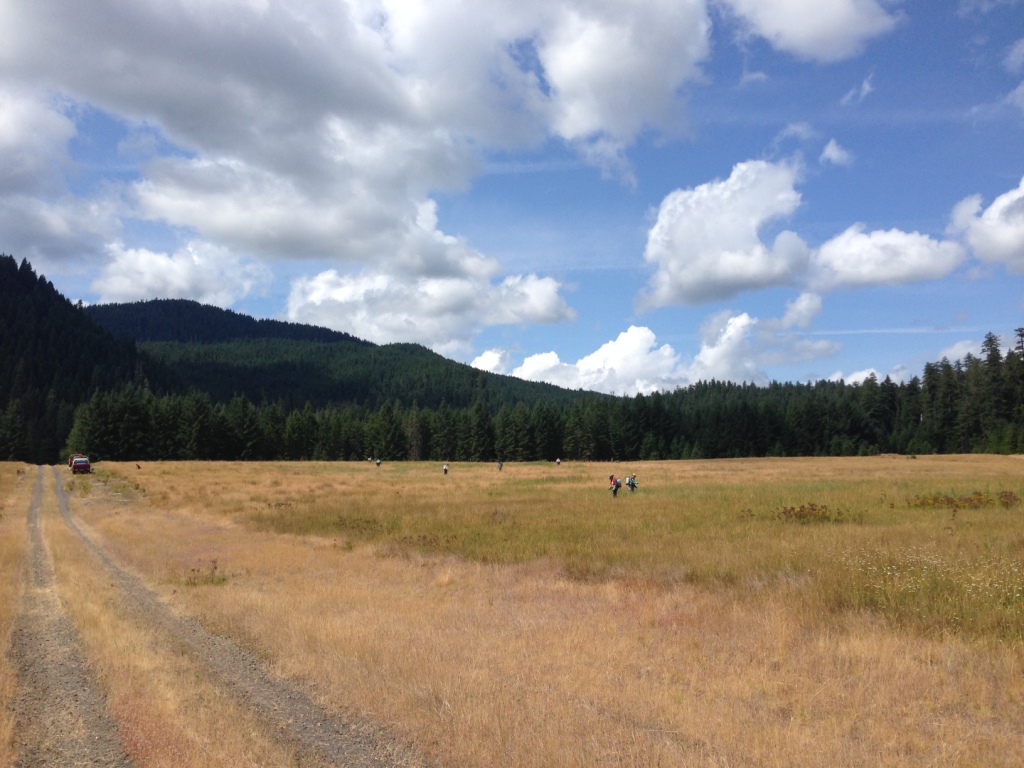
[5,254,1024,465]
[0,255,173,463]
[85,299,587,412]
[85,298,371,345]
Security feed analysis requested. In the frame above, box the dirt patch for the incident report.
[50,467,428,768]
[6,468,133,767]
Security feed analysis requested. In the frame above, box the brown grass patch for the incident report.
[66,456,1024,766]
[42,471,300,768]
[0,464,31,768]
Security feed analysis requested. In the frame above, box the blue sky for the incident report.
[2,0,1023,394]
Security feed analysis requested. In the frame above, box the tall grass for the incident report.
[0,465,30,768]
[81,456,1024,766]
[107,457,1024,638]
[43,470,300,768]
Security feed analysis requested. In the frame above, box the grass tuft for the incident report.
[908,490,1020,510]
[772,502,850,524]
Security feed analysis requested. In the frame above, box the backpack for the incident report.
[614,478,622,489]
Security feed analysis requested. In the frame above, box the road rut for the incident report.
[48,466,428,767]
[6,467,133,767]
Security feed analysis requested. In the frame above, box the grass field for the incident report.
[24,456,1024,765]
[0,464,30,767]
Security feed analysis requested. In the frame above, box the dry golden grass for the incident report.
[65,456,1024,766]
[0,464,30,768]
[40,470,301,768]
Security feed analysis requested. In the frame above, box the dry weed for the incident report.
[43,471,299,768]
[70,456,1024,766]
[0,464,31,768]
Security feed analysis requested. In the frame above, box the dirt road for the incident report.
[6,469,133,767]
[4,467,428,767]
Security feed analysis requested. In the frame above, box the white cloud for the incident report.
[811,225,965,290]
[1004,82,1024,113]
[0,0,714,329]
[835,367,879,384]
[513,325,688,394]
[776,122,817,142]
[538,0,710,144]
[640,159,810,307]
[948,176,1024,272]
[286,267,574,353]
[93,241,272,306]
[507,297,837,394]
[721,0,899,62]
[779,291,822,328]
[0,195,118,271]
[0,89,76,196]
[471,348,511,374]
[819,138,853,166]
[1005,37,1024,73]
[938,339,981,361]
[958,0,1022,15]
[841,74,875,105]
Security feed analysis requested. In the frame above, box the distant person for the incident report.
[625,474,638,493]
[375,458,381,467]
[556,458,561,466]
[443,463,449,475]
[608,474,621,497]
[497,461,503,471]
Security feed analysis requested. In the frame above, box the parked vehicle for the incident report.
[71,457,92,474]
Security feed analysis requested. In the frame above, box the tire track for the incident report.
[50,467,429,768]
[6,467,133,767]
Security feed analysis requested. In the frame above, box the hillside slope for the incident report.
[86,299,587,410]
[0,255,170,462]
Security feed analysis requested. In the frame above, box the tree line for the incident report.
[52,330,1024,463]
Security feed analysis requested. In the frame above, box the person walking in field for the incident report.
[625,474,638,493]
[443,463,449,475]
[608,474,621,497]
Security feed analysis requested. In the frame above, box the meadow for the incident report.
[9,455,1024,766]
[0,465,30,767]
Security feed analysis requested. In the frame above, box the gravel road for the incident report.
[6,468,133,767]
[4,467,431,768]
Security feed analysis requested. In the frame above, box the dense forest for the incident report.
[86,299,589,412]
[3,254,1023,464]
[60,337,1024,462]
[0,255,175,463]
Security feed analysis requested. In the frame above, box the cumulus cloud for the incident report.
[779,291,822,328]
[640,159,810,307]
[0,195,119,271]
[471,348,512,374]
[514,325,687,394]
[938,339,982,361]
[287,267,574,353]
[0,89,76,196]
[0,0,717,345]
[811,225,965,290]
[721,0,899,62]
[505,295,837,395]
[819,138,853,166]
[93,241,272,306]
[537,0,710,164]
[948,176,1024,272]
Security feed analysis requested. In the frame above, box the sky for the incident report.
[2,0,1023,396]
